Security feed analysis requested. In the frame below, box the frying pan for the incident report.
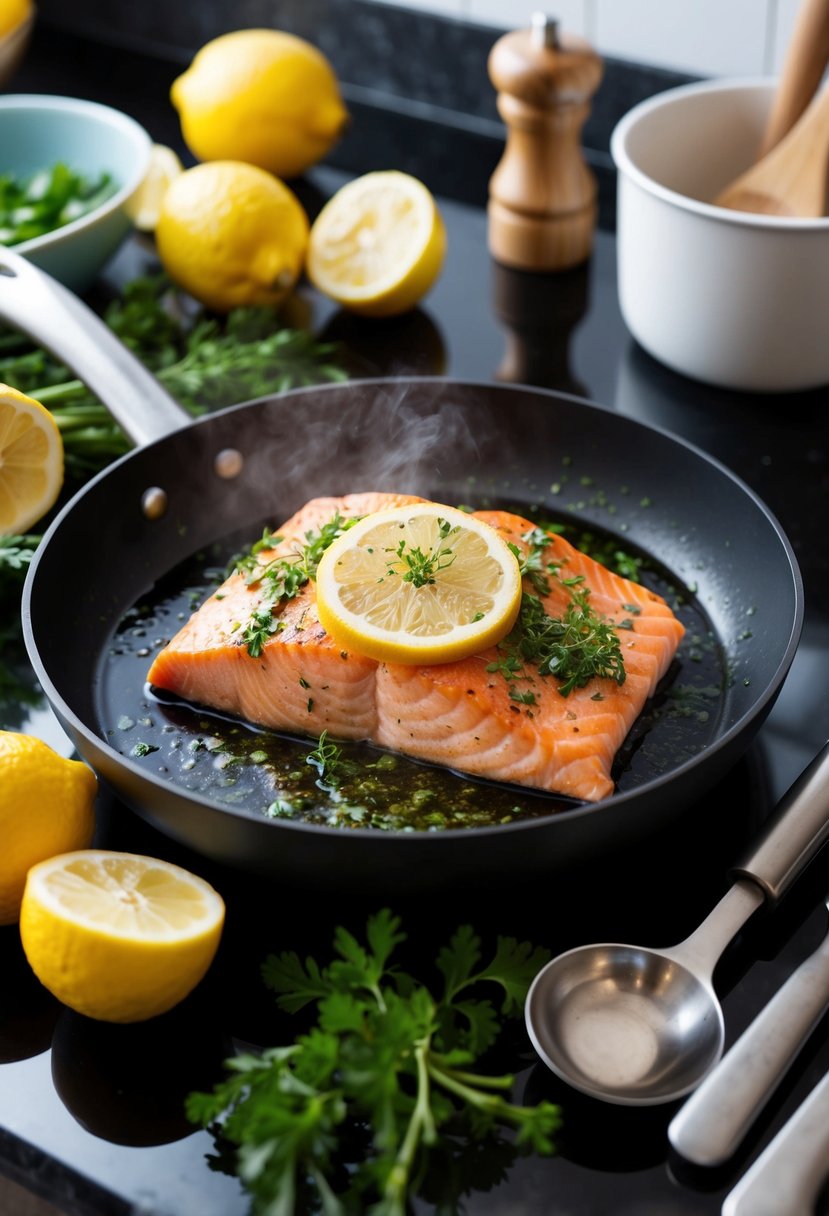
[1,248,803,890]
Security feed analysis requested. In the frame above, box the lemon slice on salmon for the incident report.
[306,170,446,317]
[0,383,63,533]
[20,850,225,1023]
[315,503,522,665]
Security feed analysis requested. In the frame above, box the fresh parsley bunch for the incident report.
[186,909,561,1215]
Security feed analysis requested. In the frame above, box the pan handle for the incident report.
[0,246,190,445]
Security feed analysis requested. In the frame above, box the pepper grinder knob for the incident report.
[487,12,603,272]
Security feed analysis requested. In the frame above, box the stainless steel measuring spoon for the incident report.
[524,742,829,1106]
[669,894,829,1165]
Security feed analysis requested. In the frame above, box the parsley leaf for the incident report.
[187,911,561,1214]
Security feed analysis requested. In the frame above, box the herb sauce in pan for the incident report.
[99,509,726,832]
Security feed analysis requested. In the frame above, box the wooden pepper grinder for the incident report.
[488,13,603,272]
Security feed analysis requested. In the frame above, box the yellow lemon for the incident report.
[307,171,446,317]
[155,160,309,313]
[0,383,63,534]
[170,28,348,179]
[0,0,31,39]
[126,143,183,232]
[315,503,522,665]
[20,850,225,1024]
[0,732,96,926]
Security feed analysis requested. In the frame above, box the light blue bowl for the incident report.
[0,93,152,292]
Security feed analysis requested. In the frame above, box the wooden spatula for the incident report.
[714,83,829,215]
[758,0,829,157]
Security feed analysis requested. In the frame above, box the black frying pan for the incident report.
[0,249,803,890]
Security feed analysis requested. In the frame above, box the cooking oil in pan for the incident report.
[98,513,726,832]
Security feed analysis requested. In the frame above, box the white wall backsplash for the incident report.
[360,0,794,79]
[466,0,587,36]
[594,0,771,77]
[771,0,805,72]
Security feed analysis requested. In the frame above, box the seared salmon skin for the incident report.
[147,492,685,802]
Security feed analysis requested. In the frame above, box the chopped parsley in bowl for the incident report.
[0,162,117,246]
[0,94,152,292]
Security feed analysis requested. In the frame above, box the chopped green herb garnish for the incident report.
[381,516,457,587]
[0,163,116,247]
[131,741,158,758]
[489,527,627,700]
[241,609,283,659]
[236,511,360,656]
[306,729,356,787]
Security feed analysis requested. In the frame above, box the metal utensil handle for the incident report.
[668,918,829,1167]
[0,246,188,445]
[734,740,829,901]
[721,1068,829,1216]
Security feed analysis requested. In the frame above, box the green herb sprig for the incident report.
[186,910,561,1216]
[236,511,360,657]
[0,535,42,714]
[0,274,348,478]
[490,525,626,701]
[382,516,457,588]
[306,729,357,788]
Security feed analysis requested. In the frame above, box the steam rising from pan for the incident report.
[232,380,518,518]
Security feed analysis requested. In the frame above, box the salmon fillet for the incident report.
[147,492,685,802]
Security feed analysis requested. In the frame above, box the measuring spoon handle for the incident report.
[721,1067,829,1216]
[734,741,829,902]
[668,919,829,1166]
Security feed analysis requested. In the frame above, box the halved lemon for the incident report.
[315,503,522,665]
[0,383,63,533]
[19,850,225,1023]
[126,143,184,232]
[306,170,446,317]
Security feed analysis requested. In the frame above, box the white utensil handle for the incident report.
[721,1069,829,1216]
[669,924,829,1166]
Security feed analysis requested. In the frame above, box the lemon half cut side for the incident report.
[307,170,447,317]
[20,850,226,1023]
[0,383,63,534]
[315,503,522,665]
[127,143,184,232]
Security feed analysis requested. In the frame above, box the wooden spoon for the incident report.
[758,0,829,158]
[714,84,829,216]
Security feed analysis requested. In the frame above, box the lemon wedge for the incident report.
[0,383,63,534]
[307,170,446,317]
[315,503,521,665]
[126,143,183,232]
[20,850,225,1023]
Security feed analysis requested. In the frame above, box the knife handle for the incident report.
[668,917,829,1166]
[720,1068,829,1216]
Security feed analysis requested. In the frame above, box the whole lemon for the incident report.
[155,160,309,313]
[0,731,97,926]
[170,28,349,179]
[0,0,31,39]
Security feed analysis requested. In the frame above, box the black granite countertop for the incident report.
[3,21,829,1216]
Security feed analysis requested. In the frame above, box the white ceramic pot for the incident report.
[611,79,829,393]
